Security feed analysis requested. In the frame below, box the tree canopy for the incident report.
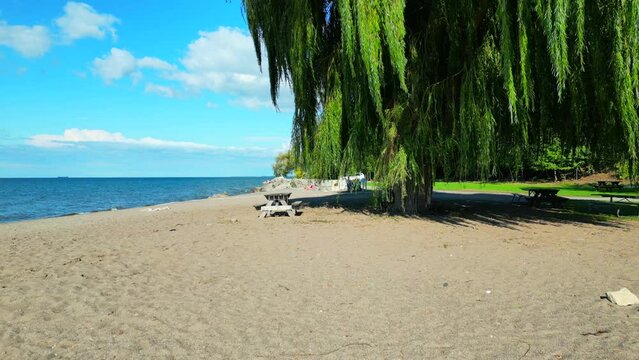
[272,151,294,177]
[243,0,639,213]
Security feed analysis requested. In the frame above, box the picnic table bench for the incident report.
[253,200,303,210]
[594,193,639,217]
[597,194,639,203]
[254,192,302,218]
[594,181,624,192]
[519,188,568,207]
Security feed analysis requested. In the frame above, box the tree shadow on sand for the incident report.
[291,191,633,230]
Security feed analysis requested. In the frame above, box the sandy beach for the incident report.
[1,190,638,359]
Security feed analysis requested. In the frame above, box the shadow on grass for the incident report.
[291,190,635,230]
[551,183,639,193]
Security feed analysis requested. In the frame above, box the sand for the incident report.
[1,190,638,359]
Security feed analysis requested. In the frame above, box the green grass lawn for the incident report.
[433,181,639,198]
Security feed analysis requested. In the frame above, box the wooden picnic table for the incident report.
[523,188,565,207]
[597,193,639,203]
[594,193,639,217]
[598,180,621,186]
[595,181,624,191]
[258,192,301,218]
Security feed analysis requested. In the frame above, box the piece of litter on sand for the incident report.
[485,290,492,294]
[604,288,639,306]
[144,206,170,212]
[581,329,610,336]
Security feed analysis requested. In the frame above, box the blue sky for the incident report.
[0,0,293,177]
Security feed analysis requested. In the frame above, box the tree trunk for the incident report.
[389,163,433,214]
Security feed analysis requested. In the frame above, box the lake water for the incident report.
[0,177,270,223]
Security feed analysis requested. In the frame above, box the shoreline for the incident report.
[3,186,637,226]
[0,177,273,225]
[0,188,340,226]
[0,188,264,226]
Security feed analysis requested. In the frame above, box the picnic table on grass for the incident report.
[596,193,639,203]
[516,187,567,207]
[594,193,639,217]
[254,192,302,218]
[595,181,624,191]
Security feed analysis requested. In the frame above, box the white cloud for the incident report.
[0,2,118,58]
[137,57,175,71]
[28,129,124,148]
[182,27,259,74]
[55,2,119,42]
[0,21,51,58]
[145,83,178,98]
[172,27,269,96]
[229,97,274,110]
[92,48,136,83]
[89,27,293,111]
[26,128,280,157]
[130,70,143,85]
[93,48,175,84]
[167,70,270,96]
[166,27,293,110]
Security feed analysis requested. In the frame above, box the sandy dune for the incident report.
[1,190,638,359]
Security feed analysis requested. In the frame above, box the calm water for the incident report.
[0,177,270,224]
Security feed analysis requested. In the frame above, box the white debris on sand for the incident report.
[604,288,639,306]
[144,206,170,212]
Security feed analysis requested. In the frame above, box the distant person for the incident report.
[359,173,367,190]
[346,177,353,192]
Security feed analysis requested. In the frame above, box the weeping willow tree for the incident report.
[243,0,639,213]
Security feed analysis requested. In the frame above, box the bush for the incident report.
[272,152,294,177]
[294,167,305,179]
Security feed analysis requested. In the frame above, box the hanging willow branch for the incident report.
[243,0,639,212]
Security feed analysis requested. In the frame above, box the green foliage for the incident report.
[498,0,518,121]
[307,87,342,179]
[293,167,305,179]
[615,159,637,182]
[616,161,631,180]
[272,151,294,177]
[244,0,639,212]
[529,137,590,180]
